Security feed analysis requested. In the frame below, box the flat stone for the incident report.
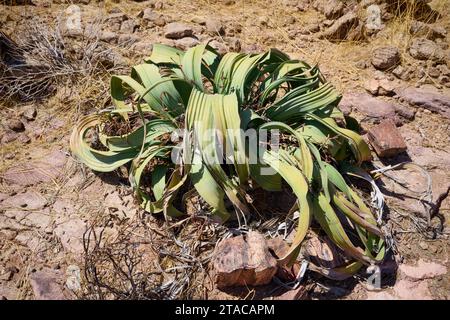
[141,8,156,20]
[395,86,450,118]
[393,279,432,300]
[340,93,398,124]
[1,149,67,187]
[30,269,65,300]
[0,191,47,210]
[212,231,277,288]
[141,9,166,26]
[1,131,19,144]
[368,119,407,157]
[54,219,86,255]
[399,259,447,280]
[209,40,227,55]
[96,49,127,68]
[164,23,194,39]
[15,231,40,250]
[394,104,416,121]
[410,20,447,40]
[392,65,412,81]
[18,133,31,144]
[118,34,140,46]
[364,79,380,95]
[174,37,200,50]
[0,283,19,300]
[364,77,399,96]
[366,291,396,300]
[21,209,51,229]
[0,215,29,233]
[106,12,128,24]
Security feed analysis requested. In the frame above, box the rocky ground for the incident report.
[0,0,449,300]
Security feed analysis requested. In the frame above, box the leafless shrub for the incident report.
[80,213,224,300]
[0,21,122,103]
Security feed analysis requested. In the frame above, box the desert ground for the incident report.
[0,0,449,300]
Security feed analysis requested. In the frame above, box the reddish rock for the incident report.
[164,23,194,39]
[0,193,7,202]
[1,131,19,144]
[321,12,359,41]
[174,37,200,50]
[7,119,25,132]
[409,38,445,62]
[205,19,225,36]
[366,291,396,300]
[266,237,300,281]
[394,86,450,119]
[212,231,277,288]
[1,149,67,187]
[304,236,345,270]
[54,218,87,255]
[266,237,289,259]
[399,259,447,281]
[393,279,432,300]
[339,93,399,124]
[30,269,65,300]
[0,283,19,300]
[364,78,398,96]
[371,46,400,70]
[368,120,407,157]
[22,106,37,121]
[313,0,344,19]
[0,191,47,211]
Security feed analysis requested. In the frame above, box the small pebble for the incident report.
[419,241,429,250]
